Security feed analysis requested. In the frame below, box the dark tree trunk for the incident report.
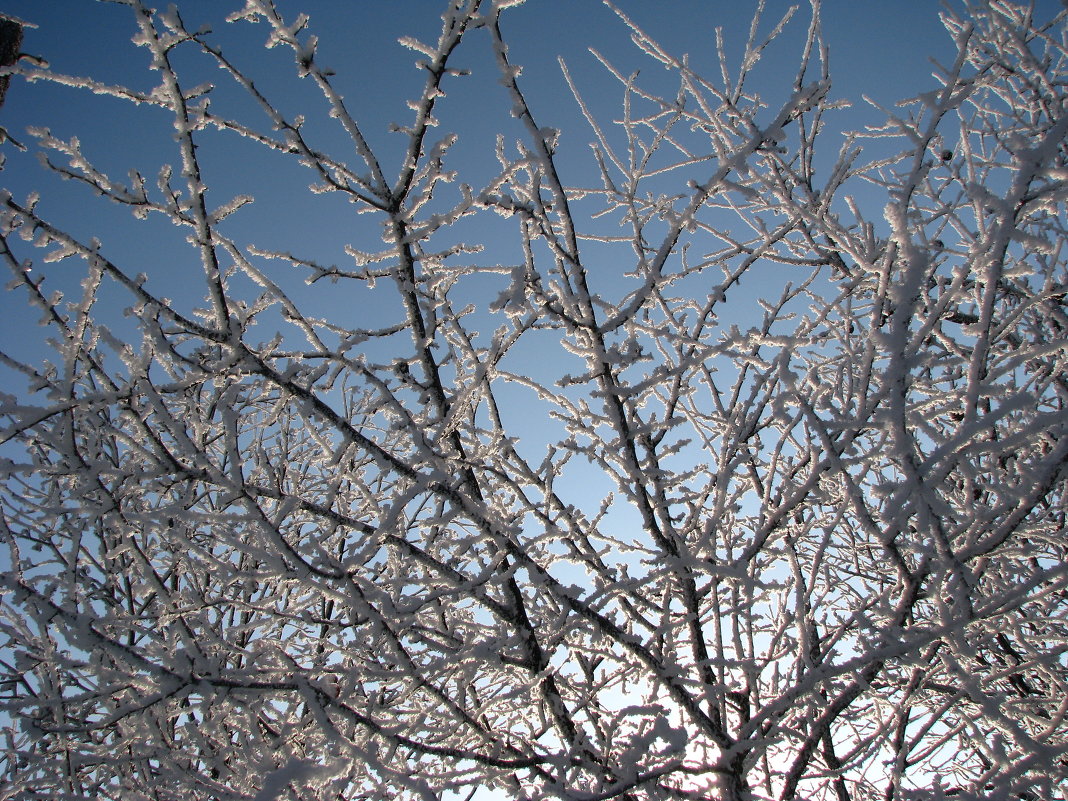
[0,17,22,107]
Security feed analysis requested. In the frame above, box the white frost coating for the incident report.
[3,2,1068,801]
[208,194,254,223]
[398,35,436,58]
[252,760,322,801]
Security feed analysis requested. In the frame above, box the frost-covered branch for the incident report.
[1,1,1066,800]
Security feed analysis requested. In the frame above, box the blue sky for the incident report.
[1,0,1061,420]
[3,0,1056,507]
[0,0,1010,377]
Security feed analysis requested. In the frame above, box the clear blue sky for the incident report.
[0,0,1059,384]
